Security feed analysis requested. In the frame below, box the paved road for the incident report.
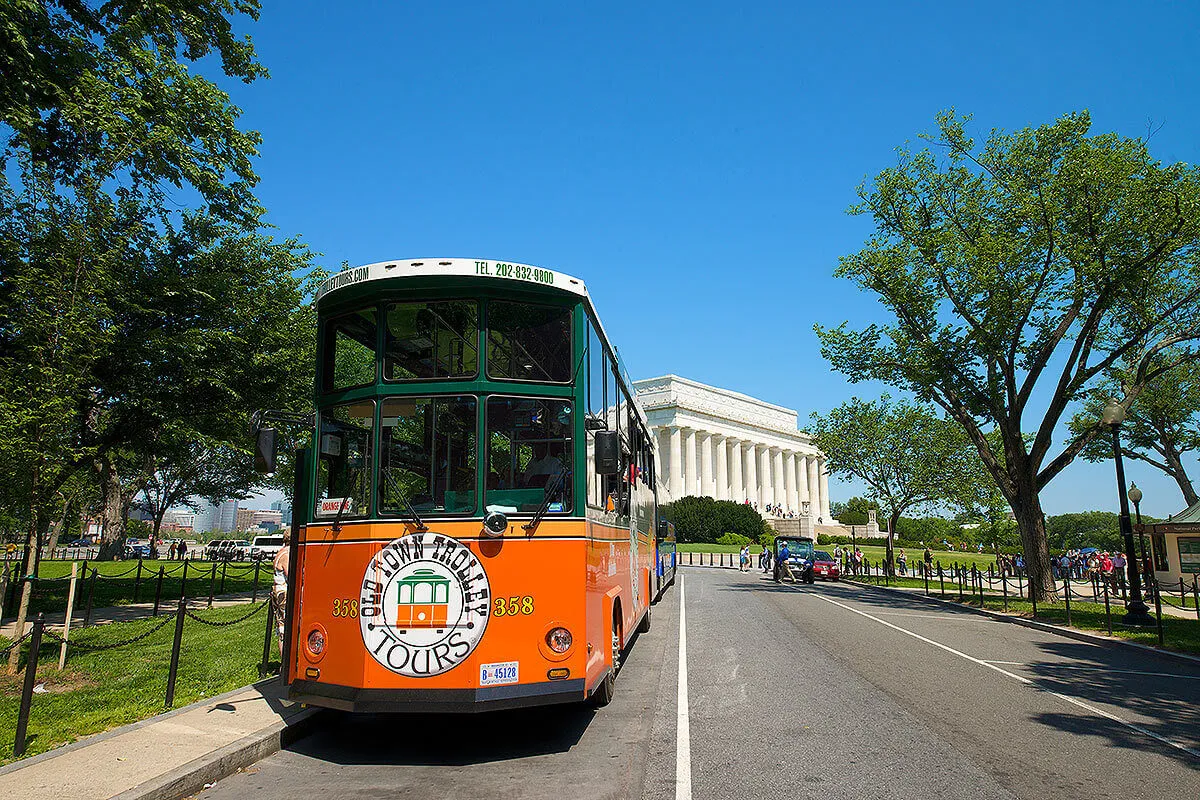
[199,567,1200,800]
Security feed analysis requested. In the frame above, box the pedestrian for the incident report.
[739,544,750,572]
[272,531,291,657]
[897,548,908,576]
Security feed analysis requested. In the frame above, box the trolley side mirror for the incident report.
[255,427,278,474]
[595,430,620,475]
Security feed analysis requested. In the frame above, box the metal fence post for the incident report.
[1102,577,1112,635]
[153,565,165,616]
[938,562,945,598]
[208,562,217,608]
[13,614,46,758]
[923,563,929,595]
[220,560,227,594]
[1193,575,1199,616]
[252,560,261,604]
[180,559,189,600]
[1030,578,1037,618]
[1064,573,1071,627]
[259,600,275,678]
[133,558,144,603]
[164,597,187,708]
[1002,568,1008,611]
[82,567,97,627]
[958,567,964,603]
[1152,580,1164,647]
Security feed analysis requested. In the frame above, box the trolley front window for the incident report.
[486,301,572,383]
[384,300,478,381]
[315,400,375,518]
[323,309,378,392]
[486,397,573,513]
[380,396,477,515]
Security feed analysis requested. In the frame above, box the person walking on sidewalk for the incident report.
[272,532,291,657]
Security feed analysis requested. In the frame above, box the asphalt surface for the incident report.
[198,567,1200,800]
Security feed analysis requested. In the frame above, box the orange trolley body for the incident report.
[282,259,665,713]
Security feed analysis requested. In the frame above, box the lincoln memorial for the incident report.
[633,375,831,523]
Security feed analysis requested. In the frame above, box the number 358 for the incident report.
[332,598,359,617]
[493,596,534,617]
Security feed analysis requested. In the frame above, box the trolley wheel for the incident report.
[638,602,651,633]
[590,612,622,708]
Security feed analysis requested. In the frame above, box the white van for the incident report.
[249,534,286,561]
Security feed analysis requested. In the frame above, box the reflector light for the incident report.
[305,667,320,679]
[307,628,326,655]
[546,627,573,654]
[547,668,571,680]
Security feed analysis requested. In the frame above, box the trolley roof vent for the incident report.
[439,261,452,265]
[410,261,424,267]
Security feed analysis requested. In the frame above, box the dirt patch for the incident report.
[0,664,97,695]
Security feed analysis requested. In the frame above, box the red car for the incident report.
[811,550,840,581]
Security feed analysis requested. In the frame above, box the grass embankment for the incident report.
[0,602,271,763]
[3,559,268,616]
[846,574,1200,655]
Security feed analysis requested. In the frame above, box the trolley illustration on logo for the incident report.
[395,568,451,632]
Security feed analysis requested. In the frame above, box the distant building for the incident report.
[270,499,292,527]
[192,501,218,534]
[215,500,238,533]
[236,508,283,532]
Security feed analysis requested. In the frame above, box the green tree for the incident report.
[1070,359,1200,507]
[817,112,1200,601]
[659,496,771,543]
[830,496,879,525]
[810,396,997,570]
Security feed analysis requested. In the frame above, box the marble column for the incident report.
[744,444,757,508]
[772,448,785,511]
[729,440,744,503]
[714,435,728,500]
[759,447,772,508]
[807,455,820,520]
[819,458,831,523]
[784,451,798,512]
[669,427,683,500]
[683,428,697,497]
[797,454,810,507]
[700,432,714,498]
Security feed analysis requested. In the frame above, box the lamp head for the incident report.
[1101,399,1126,427]
[1128,483,1143,505]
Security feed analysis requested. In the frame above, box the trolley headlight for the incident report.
[483,511,508,537]
[546,627,573,654]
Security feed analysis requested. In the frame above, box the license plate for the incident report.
[479,661,519,686]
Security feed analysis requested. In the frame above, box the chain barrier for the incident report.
[1,630,33,660]
[91,564,141,579]
[40,613,175,652]
[183,601,267,627]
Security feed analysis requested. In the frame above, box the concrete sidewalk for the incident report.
[1,592,262,638]
[0,678,319,800]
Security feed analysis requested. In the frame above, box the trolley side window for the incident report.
[486,301,572,383]
[379,396,477,515]
[384,300,479,381]
[485,397,573,513]
[315,400,375,518]
[322,309,378,392]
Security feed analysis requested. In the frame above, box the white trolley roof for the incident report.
[314,257,589,304]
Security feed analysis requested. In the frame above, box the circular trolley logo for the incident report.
[359,533,491,677]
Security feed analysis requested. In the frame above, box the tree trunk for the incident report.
[97,457,129,561]
[886,509,902,575]
[1164,450,1199,507]
[7,470,40,673]
[1009,486,1058,603]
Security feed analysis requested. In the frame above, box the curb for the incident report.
[112,705,322,800]
[847,579,1200,668]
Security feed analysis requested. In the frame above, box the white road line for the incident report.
[983,661,1200,680]
[872,611,1000,622]
[810,591,1200,760]
[676,576,692,800]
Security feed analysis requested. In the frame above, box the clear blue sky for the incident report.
[230,1,1200,517]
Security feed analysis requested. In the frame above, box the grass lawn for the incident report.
[0,602,272,763]
[845,574,1200,655]
[2,559,270,616]
[676,542,998,570]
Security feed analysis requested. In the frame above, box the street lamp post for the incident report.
[1102,400,1154,625]
[1129,483,1149,576]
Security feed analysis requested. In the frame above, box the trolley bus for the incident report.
[263,258,667,712]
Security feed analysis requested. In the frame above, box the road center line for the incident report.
[808,591,1200,759]
[676,576,692,800]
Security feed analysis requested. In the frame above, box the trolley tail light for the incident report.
[305,624,328,662]
[546,627,573,654]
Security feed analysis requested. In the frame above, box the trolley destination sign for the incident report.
[315,258,585,303]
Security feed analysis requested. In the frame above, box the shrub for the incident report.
[759,531,777,548]
[716,532,751,547]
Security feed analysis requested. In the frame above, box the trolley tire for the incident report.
[638,602,651,633]
[590,669,615,707]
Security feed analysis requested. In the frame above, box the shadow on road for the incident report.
[289,703,596,766]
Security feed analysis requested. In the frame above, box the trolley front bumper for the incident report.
[288,677,588,713]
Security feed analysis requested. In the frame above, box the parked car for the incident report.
[205,539,231,561]
[811,550,840,581]
[773,536,815,583]
[249,534,285,561]
[227,540,253,561]
[124,540,153,559]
